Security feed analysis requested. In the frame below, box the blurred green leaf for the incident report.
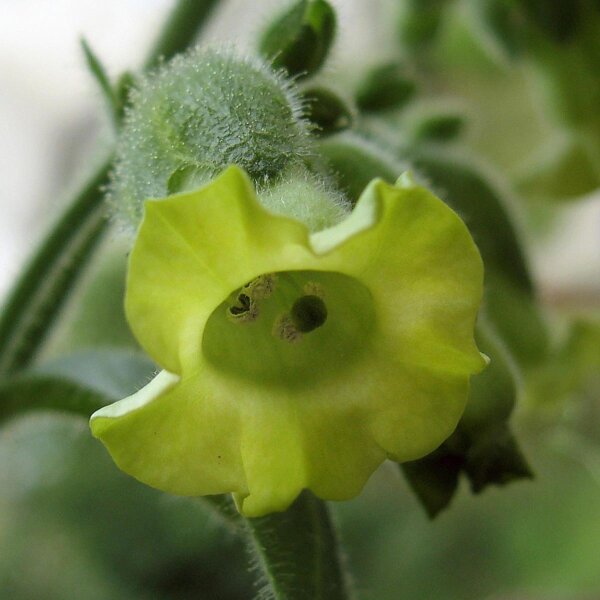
[409,112,465,143]
[259,0,336,79]
[0,158,112,377]
[407,146,533,292]
[482,269,548,368]
[302,86,354,135]
[527,318,600,409]
[318,133,405,202]
[397,0,450,51]
[0,349,155,424]
[517,133,600,201]
[80,37,121,127]
[356,63,417,113]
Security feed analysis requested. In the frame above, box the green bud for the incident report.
[397,0,448,51]
[410,112,465,143]
[109,48,312,227]
[356,63,417,113]
[302,86,353,135]
[259,0,336,79]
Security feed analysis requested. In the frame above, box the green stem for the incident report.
[144,0,222,70]
[0,156,112,376]
[245,492,352,600]
[0,0,223,376]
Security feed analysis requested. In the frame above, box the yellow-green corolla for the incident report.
[90,166,486,517]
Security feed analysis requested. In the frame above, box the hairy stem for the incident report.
[245,492,352,600]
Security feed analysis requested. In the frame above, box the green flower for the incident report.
[90,166,485,517]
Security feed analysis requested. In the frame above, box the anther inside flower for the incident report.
[90,166,486,517]
[207,271,372,381]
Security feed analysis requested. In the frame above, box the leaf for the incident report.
[318,133,406,202]
[302,87,354,135]
[0,349,156,425]
[245,491,351,600]
[143,0,222,70]
[356,62,417,113]
[259,0,337,79]
[0,157,112,377]
[409,112,466,143]
[516,133,600,201]
[397,0,449,51]
[81,38,120,127]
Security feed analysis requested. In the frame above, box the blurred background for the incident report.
[1,1,599,598]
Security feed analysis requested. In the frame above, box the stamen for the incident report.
[303,281,325,298]
[243,273,278,300]
[227,293,259,323]
[272,313,303,343]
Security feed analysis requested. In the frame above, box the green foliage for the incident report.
[80,38,121,127]
[355,63,417,113]
[0,350,155,425]
[397,0,451,51]
[318,134,405,202]
[0,158,111,377]
[301,86,354,135]
[408,112,465,143]
[259,0,336,79]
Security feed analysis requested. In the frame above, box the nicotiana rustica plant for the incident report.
[9,0,594,596]
[87,41,488,517]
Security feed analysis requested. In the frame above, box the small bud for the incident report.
[259,0,336,79]
[397,0,448,51]
[355,63,417,113]
[302,86,353,135]
[410,113,465,143]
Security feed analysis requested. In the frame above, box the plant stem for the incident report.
[144,0,222,70]
[245,492,352,600]
[0,157,112,376]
